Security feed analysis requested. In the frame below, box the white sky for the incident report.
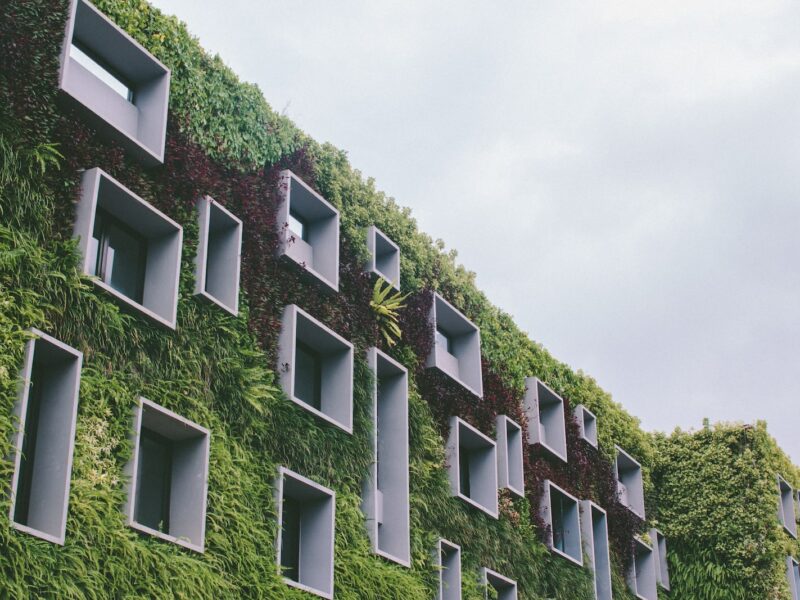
[149,0,800,462]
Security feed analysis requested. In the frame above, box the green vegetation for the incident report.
[0,0,797,598]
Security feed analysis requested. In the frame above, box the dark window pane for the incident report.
[13,362,46,526]
[295,341,322,410]
[134,429,172,533]
[552,492,565,552]
[436,329,453,353]
[92,210,147,304]
[281,497,301,581]
[459,447,471,498]
[288,208,309,242]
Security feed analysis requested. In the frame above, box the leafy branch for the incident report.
[370,277,409,347]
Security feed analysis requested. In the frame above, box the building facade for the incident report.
[0,1,798,598]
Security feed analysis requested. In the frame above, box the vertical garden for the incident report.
[0,1,798,598]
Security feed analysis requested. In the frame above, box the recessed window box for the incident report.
[362,348,410,566]
[447,417,498,518]
[481,567,518,600]
[575,404,598,448]
[627,538,658,600]
[9,329,83,545]
[276,467,336,600]
[74,168,182,329]
[426,293,483,398]
[194,196,242,316]
[366,225,400,290]
[436,539,462,600]
[580,500,612,600]
[496,415,524,497]
[614,446,645,519]
[779,476,798,538]
[787,556,800,600]
[278,305,354,433]
[59,0,170,165]
[649,529,670,591]
[524,378,568,462]
[125,397,210,553]
[277,170,339,292]
[540,480,583,566]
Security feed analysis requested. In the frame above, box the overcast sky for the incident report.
[149,0,800,461]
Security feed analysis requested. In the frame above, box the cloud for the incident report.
[150,0,800,461]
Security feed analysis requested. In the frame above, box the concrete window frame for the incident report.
[362,348,410,567]
[778,476,798,538]
[124,397,210,553]
[275,467,336,600]
[74,167,183,329]
[277,170,339,292]
[575,404,598,449]
[614,445,646,520]
[787,556,800,600]
[58,0,170,165]
[278,305,354,433]
[524,378,568,462]
[580,500,613,600]
[495,415,524,497]
[436,539,462,600]
[627,538,658,600]
[426,293,483,398]
[481,567,518,600]
[650,528,671,591]
[194,196,242,316]
[540,480,583,566]
[446,417,499,518]
[366,225,401,290]
[8,329,83,545]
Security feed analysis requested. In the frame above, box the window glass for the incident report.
[135,429,173,532]
[436,329,453,354]
[70,42,134,102]
[459,447,471,498]
[294,341,322,409]
[13,362,47,526]
[552,492,566,553]
[281,497,301,581]
[92,210,147,304]
[288,208,309,242]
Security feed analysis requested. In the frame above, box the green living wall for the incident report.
[0,1,797,599]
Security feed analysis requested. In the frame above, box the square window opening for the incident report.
[427,294,483,398]
[580,501,613,600]
[362,348,410,566]
[279,305,354,433]
[276,467,335,599]
[194,197,242,315]
[75,169,182,329]
[482,568,518,600]
[496,415,524,497]
[277,171,340,292]
[542,481,582,566]
[615,446,645,520]
[367,226,401,289]
[127,398,209,552]
[447,417,498,518]
[10,331,82,545]
[525,378,568,462]
[59,0,171,164]
[437,539,461,600]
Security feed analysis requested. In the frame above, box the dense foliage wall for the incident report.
[0,1,797,598]
[652,422,800,600]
